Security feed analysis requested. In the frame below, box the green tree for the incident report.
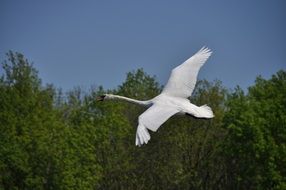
[222,70,286,189]
[1,51,285,189]
[0,52,102,189]
[0,51,43,189]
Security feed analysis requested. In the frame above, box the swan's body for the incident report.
[99,47,214,146]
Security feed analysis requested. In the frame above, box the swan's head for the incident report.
[96,95,106,101]
[96,94,116,101]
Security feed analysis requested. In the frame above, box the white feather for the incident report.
[163,47,212,98]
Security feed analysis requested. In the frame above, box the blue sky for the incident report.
[0,1,285,91]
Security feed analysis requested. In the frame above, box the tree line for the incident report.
[0,51,285,189]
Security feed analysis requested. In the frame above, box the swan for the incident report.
[97,47,214,146]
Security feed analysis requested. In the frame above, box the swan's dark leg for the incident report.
[185,113,209,120]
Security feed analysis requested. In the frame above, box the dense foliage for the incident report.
[0,52,285,189]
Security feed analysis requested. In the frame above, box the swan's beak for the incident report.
[96,95,106,101]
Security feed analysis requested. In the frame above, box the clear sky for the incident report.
[1,1,285,91]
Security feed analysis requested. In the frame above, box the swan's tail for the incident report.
[197,105,214,118]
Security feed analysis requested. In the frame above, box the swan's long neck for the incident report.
[105,94,152,106]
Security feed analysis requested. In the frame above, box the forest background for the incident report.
[0,52,285,189]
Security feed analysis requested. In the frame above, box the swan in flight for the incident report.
[97,47,214,146]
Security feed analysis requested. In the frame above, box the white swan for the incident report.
[97,47,214,146]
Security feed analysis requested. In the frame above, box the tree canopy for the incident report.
[0,51,285,189]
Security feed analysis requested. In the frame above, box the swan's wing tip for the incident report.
[135,124,151,147]
[199,46,212,55]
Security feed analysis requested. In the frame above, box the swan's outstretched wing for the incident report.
[162,47,212,98]
[135,104,179,146]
